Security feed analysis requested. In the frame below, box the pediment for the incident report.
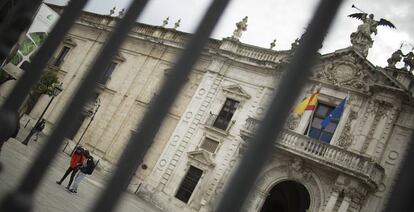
[222,84,251,99]
[315,48,407,93]
[187,150,215,167]
[312,49,385,93]
[62,37,77,47]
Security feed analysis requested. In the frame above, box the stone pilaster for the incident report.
[350,99,378,153]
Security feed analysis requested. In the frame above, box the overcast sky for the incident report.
[45,0,414,67]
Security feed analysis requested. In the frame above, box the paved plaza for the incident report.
[0,126,163,212]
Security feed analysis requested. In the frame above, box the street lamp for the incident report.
[63,97,100,155]
[22,82,63,145]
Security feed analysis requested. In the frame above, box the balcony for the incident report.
[204,112,235,136]
[240,117,384,189]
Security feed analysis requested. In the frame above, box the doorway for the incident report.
[260,181,310,212]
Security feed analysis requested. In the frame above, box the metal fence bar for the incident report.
[0,0,149,211]
[0,0,89,142]
[0,0,43,63]
[90,0,231,211]
[383,132,414,211]
[215,0,343,211]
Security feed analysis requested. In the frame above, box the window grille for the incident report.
[213,98,239,130]
[53,46,70,67]
[307,103,339,143]
[175,166,203,203]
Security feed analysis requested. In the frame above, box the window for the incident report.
[213,98,239,130]
[200,137,219,153]
[175,166,203,203]
[98,62,117,85]
[307,103,339,143]
[53,46,70,67]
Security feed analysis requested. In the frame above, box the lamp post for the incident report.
[22,82,63,145]
[66,97,100,155]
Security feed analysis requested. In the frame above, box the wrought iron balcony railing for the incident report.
[205,112,235,135]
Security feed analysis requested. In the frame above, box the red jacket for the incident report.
[70,153,85,168]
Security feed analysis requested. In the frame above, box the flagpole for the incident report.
[305,104,317,136]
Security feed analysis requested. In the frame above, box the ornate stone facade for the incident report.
[6,4,414,212]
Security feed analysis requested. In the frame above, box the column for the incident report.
[323,191,339,212]
[338,196,351,212]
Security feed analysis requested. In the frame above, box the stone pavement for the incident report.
[0,126,164,212]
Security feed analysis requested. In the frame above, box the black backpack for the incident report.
[81,158,96,175]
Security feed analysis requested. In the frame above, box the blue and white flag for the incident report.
[321,97,347,129]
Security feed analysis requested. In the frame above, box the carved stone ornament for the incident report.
[345,187,367,205]
[315,58,371,93]
[337,111,357,148]
[286,114,300,130]
[288,157,312,180]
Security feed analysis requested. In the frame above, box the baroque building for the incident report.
[2,4,414,212]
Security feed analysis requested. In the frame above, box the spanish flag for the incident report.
[293,91,320,115]
[294,89,319,134]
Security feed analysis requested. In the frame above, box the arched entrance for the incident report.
[260,180,310,212]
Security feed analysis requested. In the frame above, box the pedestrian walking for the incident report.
[69,150,96,193]
[32,119,45,141]
[56,146,85,189]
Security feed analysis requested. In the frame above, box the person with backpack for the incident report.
[56,146,85,189]
[69,150,96,193]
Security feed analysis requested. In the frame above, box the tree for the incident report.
[21,70,59,115]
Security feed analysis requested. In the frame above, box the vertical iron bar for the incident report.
[90,0,231,211]
[383,132,414,212]
[14,0,148,195]
[216,0,343,211]
[0,0,151,211]
[0,0,88,140]
[0,0,157,212]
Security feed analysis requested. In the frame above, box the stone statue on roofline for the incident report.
[118,8,125,18]
[403,52,414,72]
[290,38,300,52]
[387,49,404,68]
[270,39,276,50]
[109,7,116,16]
[162,17,169,27]
[231,16,248,40]
[348,5,396,57]
[174,19,181,30]
[349,13,395,39]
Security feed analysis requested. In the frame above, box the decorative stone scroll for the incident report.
[287,157,312,181]
[337,110,357,148]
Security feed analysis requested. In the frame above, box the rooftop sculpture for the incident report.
[174,19,181,30]
[231,16,248,40]
[162,17,169,27]
[109,7,116,16]
[270,39,276,50]
[348,5,396,57]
